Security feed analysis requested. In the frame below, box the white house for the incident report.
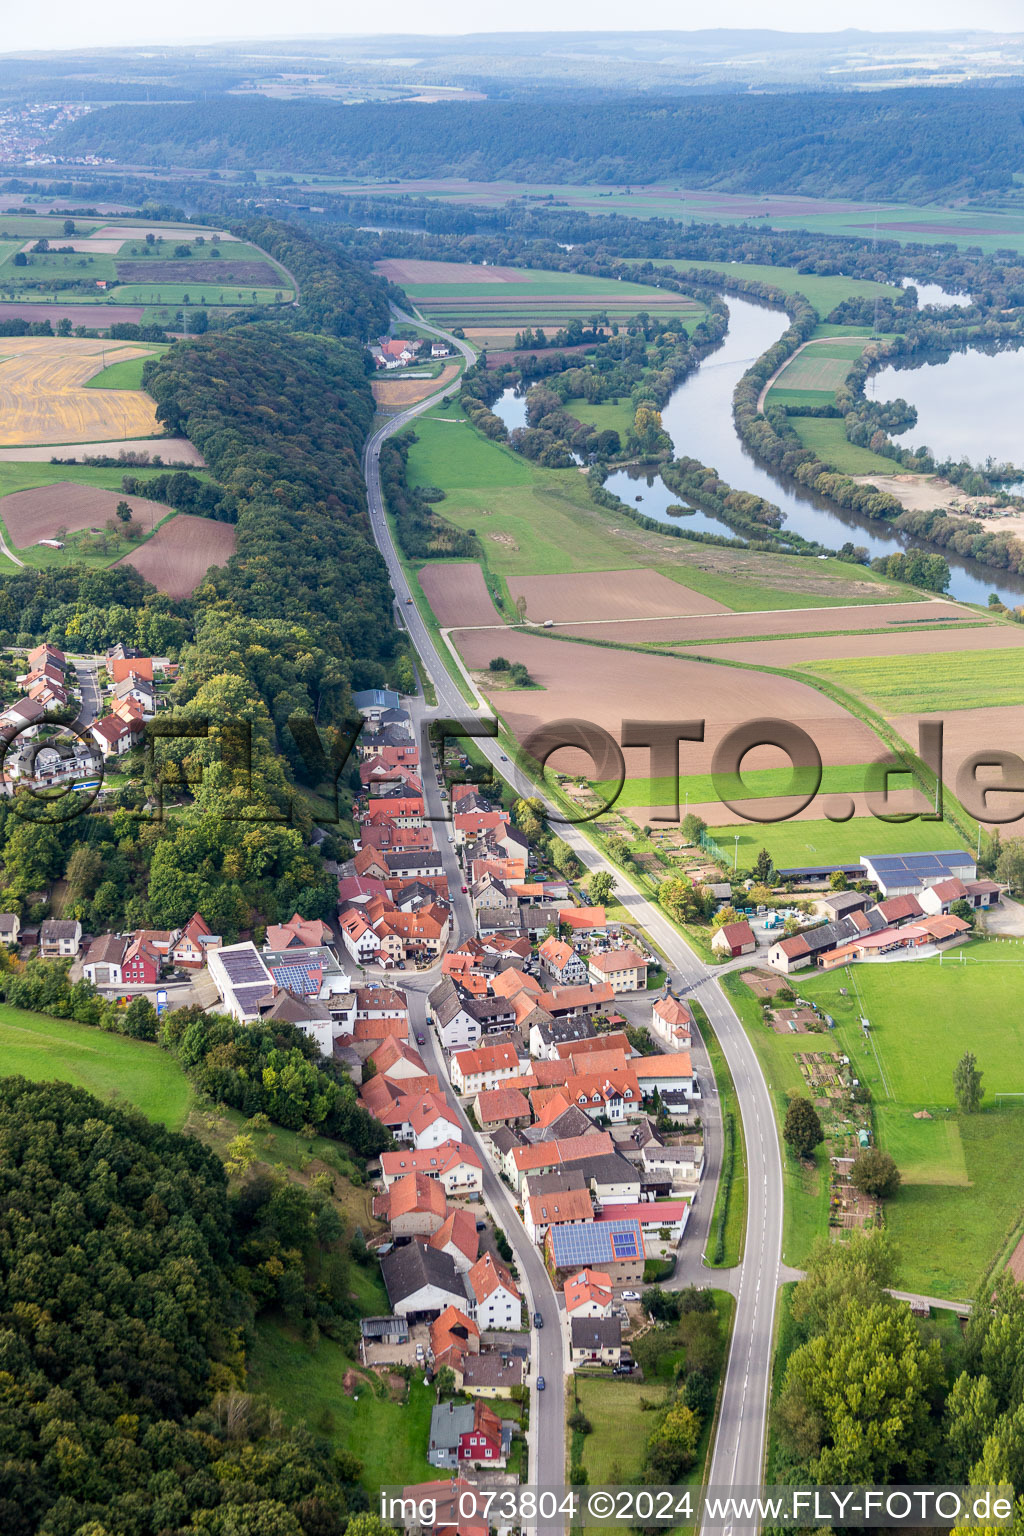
[450,1041,521,1096]
[340,909,381,964]
[465,1253,520,1330]
[381,1243,468,1320]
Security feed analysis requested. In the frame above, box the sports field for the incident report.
[799,946,1024,1294]
[0,1004,194,1128]
[799,648,1023,714]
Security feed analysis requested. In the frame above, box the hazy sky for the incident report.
[4,3,1024,56]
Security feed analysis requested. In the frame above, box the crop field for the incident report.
[0,479,176,547]
[0,435,204,465]
[788,417,898,475]
[894,703,1024,838]
[0,1003,194,1129]
[598,762,877,808]
[508,568,727,622]
[372,361,459,406]
[798,948,1024,1294]
[345,177,1024,253]
[115,512,237,595]
[676,621,1021,669]
[0,337,160,446]
[418,560,503,627]
[0,301,145,327]
[768,343,867,395]
[709,814,967,870]
[626,258,902,316]
[451,625,885,779]
[799,647,1024,713]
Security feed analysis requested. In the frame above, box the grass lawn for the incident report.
[795,946,1024,1294]
[566,396,636,438]
[633,259,901,317]
[248,1318,438,1492]
[0,1003,194,1128]
[709,813,967,873]
[720,974,830,1267]
[0,460,204,501]
[652,559,913,612]
[697,1001,748,1268]
[798,648,1024,713]
[788,417,898,476]
[764,388,838,409]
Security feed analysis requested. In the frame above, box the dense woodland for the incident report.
[0,1077,378,1536]
[53,88,1024,199]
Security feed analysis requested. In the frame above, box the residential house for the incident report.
[465,1253,520,1330]
[634,1054,696,1101]
[460,1352,524,1398]
[340,908,381,964]
[373,1171,448,1238]
[529,1013,598,1059]
[538,936,588,987]
[451,1041,521,1096]
[428,1305,480,1378]
[264,911,335,950]
[505,1131,614,1194]
[559,907,608,936]
[651,994,693,1049]
[566,1069,643,1124]
[381,1242,468,1321]
[401,1092,463,1150]
[0,913,20,946]
[39,918,81,958]
[640,1140,704,1189]
[428,1209,479,1273]
[170,911,222,969]
[427,1399,507,1469]
[563,1269,614,1319]
[587,947,648,993]
[89,715,134,757]
[473,1087,531,1131]
[599,1200,690,1252]
[121,931,162,986]
[578,1152,643,1205]
[711,920,757,958]
[570,1317,623,1367]
[429,976,483,1050]
[546,1218,645,1283]
[525,1186,594,1245]
[380,1140,483,1197]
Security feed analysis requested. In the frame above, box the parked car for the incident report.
[533,1312,544,1328]
[620,1291,640,1302]
[461,884,468,893]
[536,1376,546,1391]
[417,1034,426,1045]
[613,1362,634,1375]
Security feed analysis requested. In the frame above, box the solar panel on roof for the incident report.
[270,962,320,995]
[221,948,270,983]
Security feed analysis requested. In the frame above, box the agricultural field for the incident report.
[798,647,1024,713]
[0,1003,194,1129]
[788,417,899,475]
[626,258,902,317]
[418,560,503,627]
[116,512,237,596]
[378,257,705,346]
[344,177,1024,253]
[0,337,160,446]
[508,567,727,623]
[372,360,460,407]
[765,339,869,400]
[0,478,177,566]
[797,947,1024,1295]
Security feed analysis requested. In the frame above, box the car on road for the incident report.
[536,1376,545,1391]
[461,884,468,893]
[620,1291,640,1302]
[533,1312,543,1328]
[405,597,413,604]
[417,1034,426,1045]
[500,754,507,760]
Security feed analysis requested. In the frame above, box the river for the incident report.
[870,344,1024,468]
[599,296,1024,607]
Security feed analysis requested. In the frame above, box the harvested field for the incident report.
[0,302,144,327]
[116,259,281,285]
[771,351,858,392]
[0,338,159,446]
[508,569,728,623]
[419,562,503,628]
[682,622,1020,668]
[375,259,530,284]
[0,435,204,465]
[19,238,126,255]
[451,627,884,778]
[0,481,176,546]
[115,514,236,597]
[894,705,1024,836]
[555,598,977,646]
[95,224,238,242]
[372,363,459,407]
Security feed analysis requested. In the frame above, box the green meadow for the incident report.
[798,648,1024,713]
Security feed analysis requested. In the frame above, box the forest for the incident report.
[0,1076,378,1536]
[53,87,1024,199]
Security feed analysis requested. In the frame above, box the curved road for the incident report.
[362,307,783,1530]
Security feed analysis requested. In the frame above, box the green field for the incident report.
[799,648,1024,713]
[789,417,899,475]
[565,396,637,437]
[797,947,1024,1294]
[406,401,918,611]
[769,342,867,396]
[710,813,967,872]
[2,251,118,279]
[599,762,875,810]
[0,1004,194,1128]
[248,1319,439,1492]
[85,349,164,390]
[108,284,289,306]
[626,258,903,317]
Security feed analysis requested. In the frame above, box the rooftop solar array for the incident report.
[861,851,972,885]
[549,1219,644,1269]
[232,982,274,1017]
[269,962,323,996]
[219,946,271,985]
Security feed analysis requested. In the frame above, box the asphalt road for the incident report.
[362,308,783,1531]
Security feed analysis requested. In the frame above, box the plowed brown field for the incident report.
[0,482,176,546]
[452,627,883,779]
[419,562,503,627]
[0,338,159,446]
[682,622,1022,667]
[115,514,236,597]
[372,363,459,407]
[556,599,978,645]
[508,569,727,623]
[375,259,530,284]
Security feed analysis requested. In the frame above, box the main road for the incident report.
[362,307,783,1530]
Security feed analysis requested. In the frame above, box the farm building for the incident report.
[711,920,756,958]
[859,850,977,897]
[546,1219,646,1284]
